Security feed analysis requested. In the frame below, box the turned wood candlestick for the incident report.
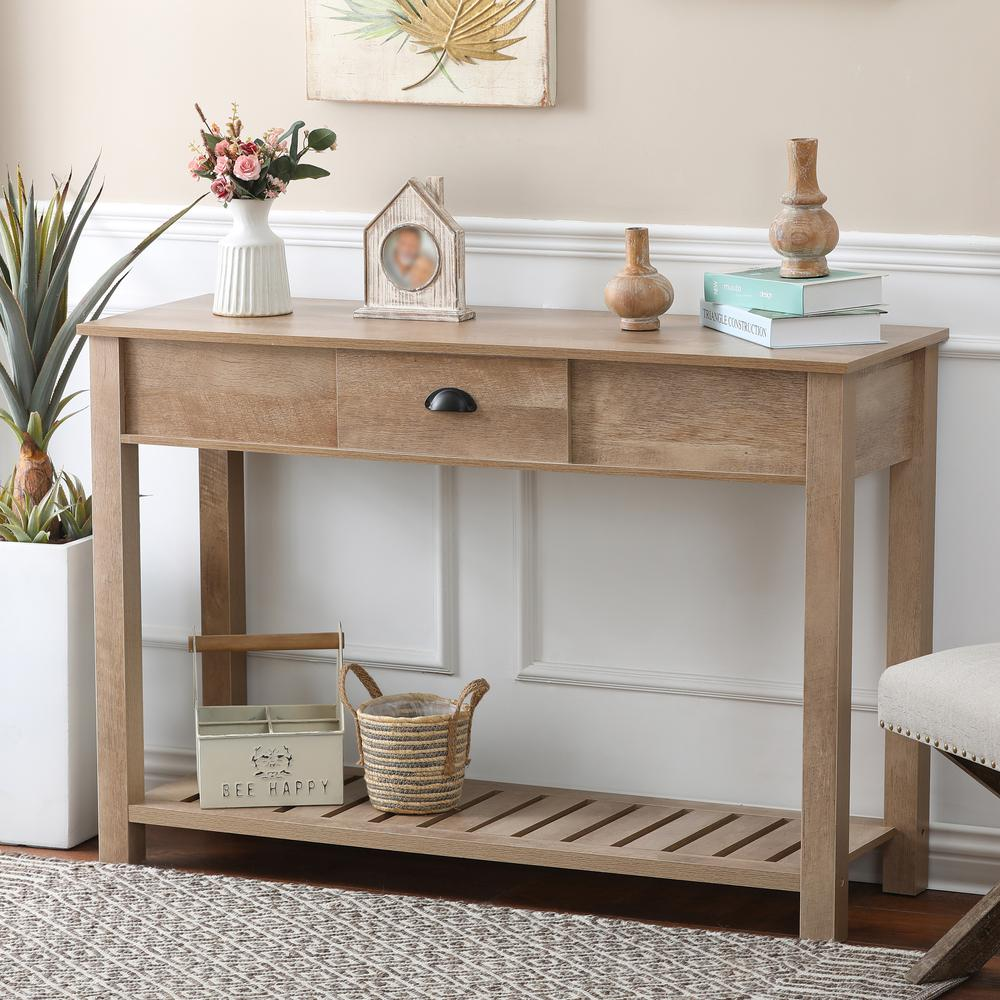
[769,138,839,278]
[604,227,674,332]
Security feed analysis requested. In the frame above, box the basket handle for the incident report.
[338,661,383,767]
[444,678,490,776]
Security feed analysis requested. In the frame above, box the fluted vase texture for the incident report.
[213,199,292,317]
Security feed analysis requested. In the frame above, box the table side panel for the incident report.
[122,340,338,448]
[570,361,808,478]
[336,349,570,463]
[855,356,915,477]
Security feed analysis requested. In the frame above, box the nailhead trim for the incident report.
[878,720,999,769]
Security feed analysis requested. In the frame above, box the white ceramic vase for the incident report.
[213,198,292,317]
[0,537,98,849]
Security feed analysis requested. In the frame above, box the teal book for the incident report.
[704,267,883,315]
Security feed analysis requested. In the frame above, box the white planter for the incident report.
[213,198,293,317]
[0,537,97,849]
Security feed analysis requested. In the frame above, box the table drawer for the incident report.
[337,351,569,463]
[570,361,807,478]
[123,340,338,448]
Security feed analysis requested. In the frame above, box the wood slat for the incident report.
[728,819,802,862]
[471,795,591,838]
[147,777,199,804]
[570,805,688,847]
[627,809,738,852]
[430,790,546,833]
[849,821,896,860]
[520,799,638,843]
[680,813,790,858]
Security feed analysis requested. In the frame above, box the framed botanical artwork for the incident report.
[306,0,557,108]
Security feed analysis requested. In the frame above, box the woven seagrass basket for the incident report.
[339,662,489,815]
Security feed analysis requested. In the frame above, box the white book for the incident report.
[700,300,886,350]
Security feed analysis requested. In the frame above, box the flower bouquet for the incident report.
[190,103,337,317]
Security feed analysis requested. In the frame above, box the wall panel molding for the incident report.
[513,471,879,711]
[144,465,457,675]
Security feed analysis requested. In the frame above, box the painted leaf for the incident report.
[395,0,535,90]
[328,0,411,42]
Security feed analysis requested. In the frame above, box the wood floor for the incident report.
[5,828,999,996]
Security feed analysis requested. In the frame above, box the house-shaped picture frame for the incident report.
[355,176,475,323]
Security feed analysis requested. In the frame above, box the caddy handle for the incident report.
[425,387,477,413]
[188,632,344,654]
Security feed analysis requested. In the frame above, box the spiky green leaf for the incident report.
[30,195,206,418]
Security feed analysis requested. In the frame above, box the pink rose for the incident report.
[188,155,207,177]
[210,175,234,203]
[214,156,231,176]
[233,154,261,181]
[214,139,229,156]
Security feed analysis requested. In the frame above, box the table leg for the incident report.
[91,337,146,863]
[800,371,857,941]
[198,450,247,706]
[883,346,938,895]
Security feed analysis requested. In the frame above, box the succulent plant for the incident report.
[0,163,201,506]
[54,472,92,541]
[0,469,93,544]
[0,475,63,543]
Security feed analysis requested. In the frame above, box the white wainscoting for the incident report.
[46,202,1000,893]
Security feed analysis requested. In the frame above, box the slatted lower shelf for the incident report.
[134,769,895,893]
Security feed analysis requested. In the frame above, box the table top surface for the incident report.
[82,295,949,374]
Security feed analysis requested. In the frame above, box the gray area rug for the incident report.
[0,853,964,999]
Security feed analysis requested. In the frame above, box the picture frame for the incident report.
[306,0,557,109]
[355,176,475,323]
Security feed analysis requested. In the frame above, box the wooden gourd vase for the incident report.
[604,227,674,331]
[769,138,839,278]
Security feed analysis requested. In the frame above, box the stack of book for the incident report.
[700,267,886,349]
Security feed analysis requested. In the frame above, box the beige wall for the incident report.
[4,0,999,234]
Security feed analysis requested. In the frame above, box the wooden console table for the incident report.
[83,296,947,942]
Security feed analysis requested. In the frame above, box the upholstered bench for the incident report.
[879,643,1000,984]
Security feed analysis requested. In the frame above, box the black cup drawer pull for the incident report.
[424,387,478,413]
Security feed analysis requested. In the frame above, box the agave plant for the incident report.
[0,473,64,543]
[0,468,93,544]
[0,163,201,505]
[54,471,92,541]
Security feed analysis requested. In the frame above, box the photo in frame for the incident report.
[355,177,475,322]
